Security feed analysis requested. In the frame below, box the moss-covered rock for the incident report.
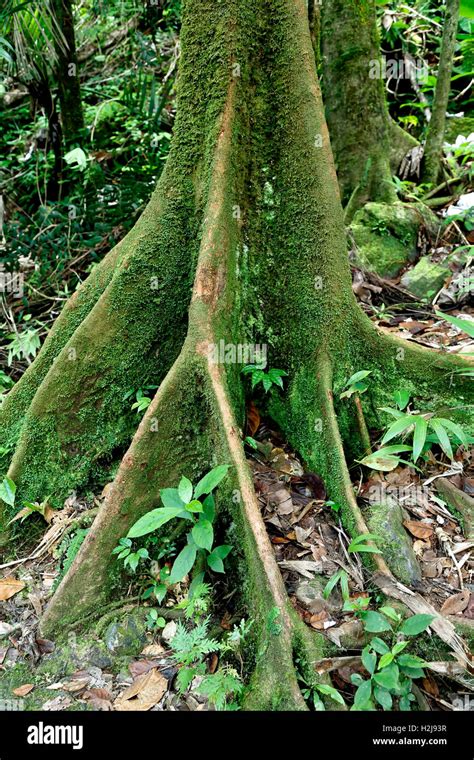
[105,614,147,656]
[367,498,422,586]
[445,116,474,143]
[400,256,450,300]
[350,201,440,278]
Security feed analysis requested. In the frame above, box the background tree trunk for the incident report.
[51,0,85,145]
[422,0,460,184]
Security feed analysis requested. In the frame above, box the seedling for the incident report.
[340,370,372,400]
[323,569,350,601]
[146,608,166,630]
[112,538,149,572]
[116,465,232,602]
[241,364,288,393]
[350,606,434,711]
[379,406,467,463]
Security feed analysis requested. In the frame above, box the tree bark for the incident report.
[50,0,85,145]
[0,0,471,708]
[422,0,460,185]
[321,0,397,214]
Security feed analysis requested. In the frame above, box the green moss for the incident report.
[350,202,440,278]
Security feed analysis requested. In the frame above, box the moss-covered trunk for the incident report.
[321,0,397,213]
[422,0,460,184]
[0,0,472,709]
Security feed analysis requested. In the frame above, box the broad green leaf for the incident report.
[430,418,453,459]
[379,606,401,623]
[362,646,377,675]
[363,611,393,633]
[345,370,372,387]
[178,476,193,504]
[373,662,400,691]
[169,543,197,583]
[378,652,394,669]
[436,311,474,338]
[437,418,468,448]
[400,665,425,679]
[317,684,345,705]
[211,544,232,559]
[127,506,182,538]
[398,654,426,668]
[400,614,434,636]
[160,488,185,509]
[202,493,216,523]
[0,477,16,507]
[192,518,214,552]
[381,414,415,445]
[185,500,204,513]
[64,147,87,170]
[370,637,390,655]
[353,679,372,707]
[393,389,410,410]
[374,685,393,710]
[207,552,224,573]
[412,416,428,463]
[392,641,409,656]
[194,465,230,500]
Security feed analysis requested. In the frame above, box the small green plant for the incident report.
[339,370,372,400]
[324,500,341,514]
[112,538,150,572]
[323,569,350,601]
[175,581,211,620]
[297,667,345,710]
[349,606,434,711]
[117,465,232,600]
[7,326,41,366]
[53,528,89,592]
[0,476,16,507]
[241,363,288,393]
[348,533,382,555]
[146,609,166,631]
[169,617,244,710]
[379,406,467,462]
[435,310,474,339]
[123,385,159,414]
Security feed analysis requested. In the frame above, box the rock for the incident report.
[400,256,450,300]
[105,615,147,656]
[350,202,440,278]
[295,576,341,614]
[445,116,474,144]
[161,620,177,645]
[368,498,422,586]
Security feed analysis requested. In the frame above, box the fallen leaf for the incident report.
[403,520,433,540]
[246,401,260,436]
[0,578,25,601]
[310,610,328,630]
[464,594,474,620]
[129,659,160,678]
[35,638,55,655]
[13,684,34,697]
[440,590,470,616]
[141,643,165,657]
[61,677,90,693]
[422,676,439,698]
[83,688,113,701]
[278,559,322,578]
[114,668,167,711]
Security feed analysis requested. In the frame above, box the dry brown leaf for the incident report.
[246,401,260,436]
[0,578,25,601]
[309,610,328,630]
[403,520,433,540]
[141,643,165,657]
[13,684,34,697]
[114,669,167,711]
[128,659,160,678]
[61,677,90,693]
[440,590,470,616]
[83,688,113,701]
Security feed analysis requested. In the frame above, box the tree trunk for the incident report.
[50,0,85,145]
[321,0,397,214]
[0,0,471,709]
[422,0,460,185]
